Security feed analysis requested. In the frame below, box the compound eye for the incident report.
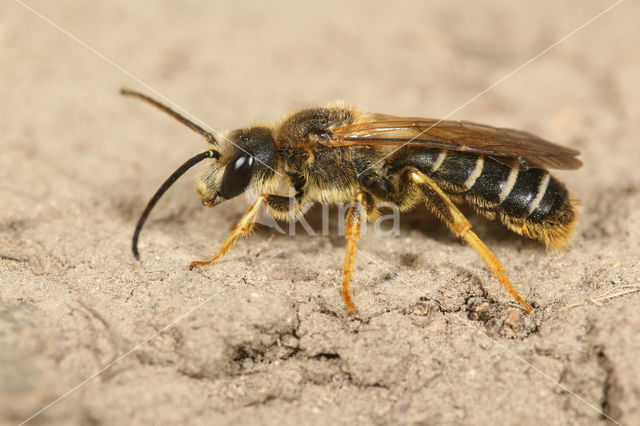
[220,153,254,199]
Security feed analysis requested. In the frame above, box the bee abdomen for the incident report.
[424,150,576,248]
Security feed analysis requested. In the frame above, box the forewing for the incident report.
[330,114,582,170]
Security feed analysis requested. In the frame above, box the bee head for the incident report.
[196,126,278,206]
[122,88,279,259]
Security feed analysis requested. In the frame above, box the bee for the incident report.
[122,89,581,314]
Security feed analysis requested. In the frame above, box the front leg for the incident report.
[189,195,268,269]
[262,194,309,221]
[189,193,306,270]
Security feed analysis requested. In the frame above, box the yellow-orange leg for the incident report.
[341,192,366,314]
[189,195,267,270]
[409,170,533,313]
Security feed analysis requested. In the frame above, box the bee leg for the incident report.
[263,194,307,220]
[407,169,533,313]
[258,190,369,315]
[189,194,268,270]
[341,191,373,314]
[357,169,395,201]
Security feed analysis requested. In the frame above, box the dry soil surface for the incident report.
[1,1,639,425]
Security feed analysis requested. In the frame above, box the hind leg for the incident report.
[404,169,533,313]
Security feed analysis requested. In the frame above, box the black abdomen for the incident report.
[394,148,576,247]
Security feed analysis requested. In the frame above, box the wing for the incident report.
[329,114,582,170]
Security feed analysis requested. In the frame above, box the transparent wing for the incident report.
[330,114,582,170]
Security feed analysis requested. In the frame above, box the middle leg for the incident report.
[341,191,376,314]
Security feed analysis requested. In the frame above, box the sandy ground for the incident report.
[1,1,639,425]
